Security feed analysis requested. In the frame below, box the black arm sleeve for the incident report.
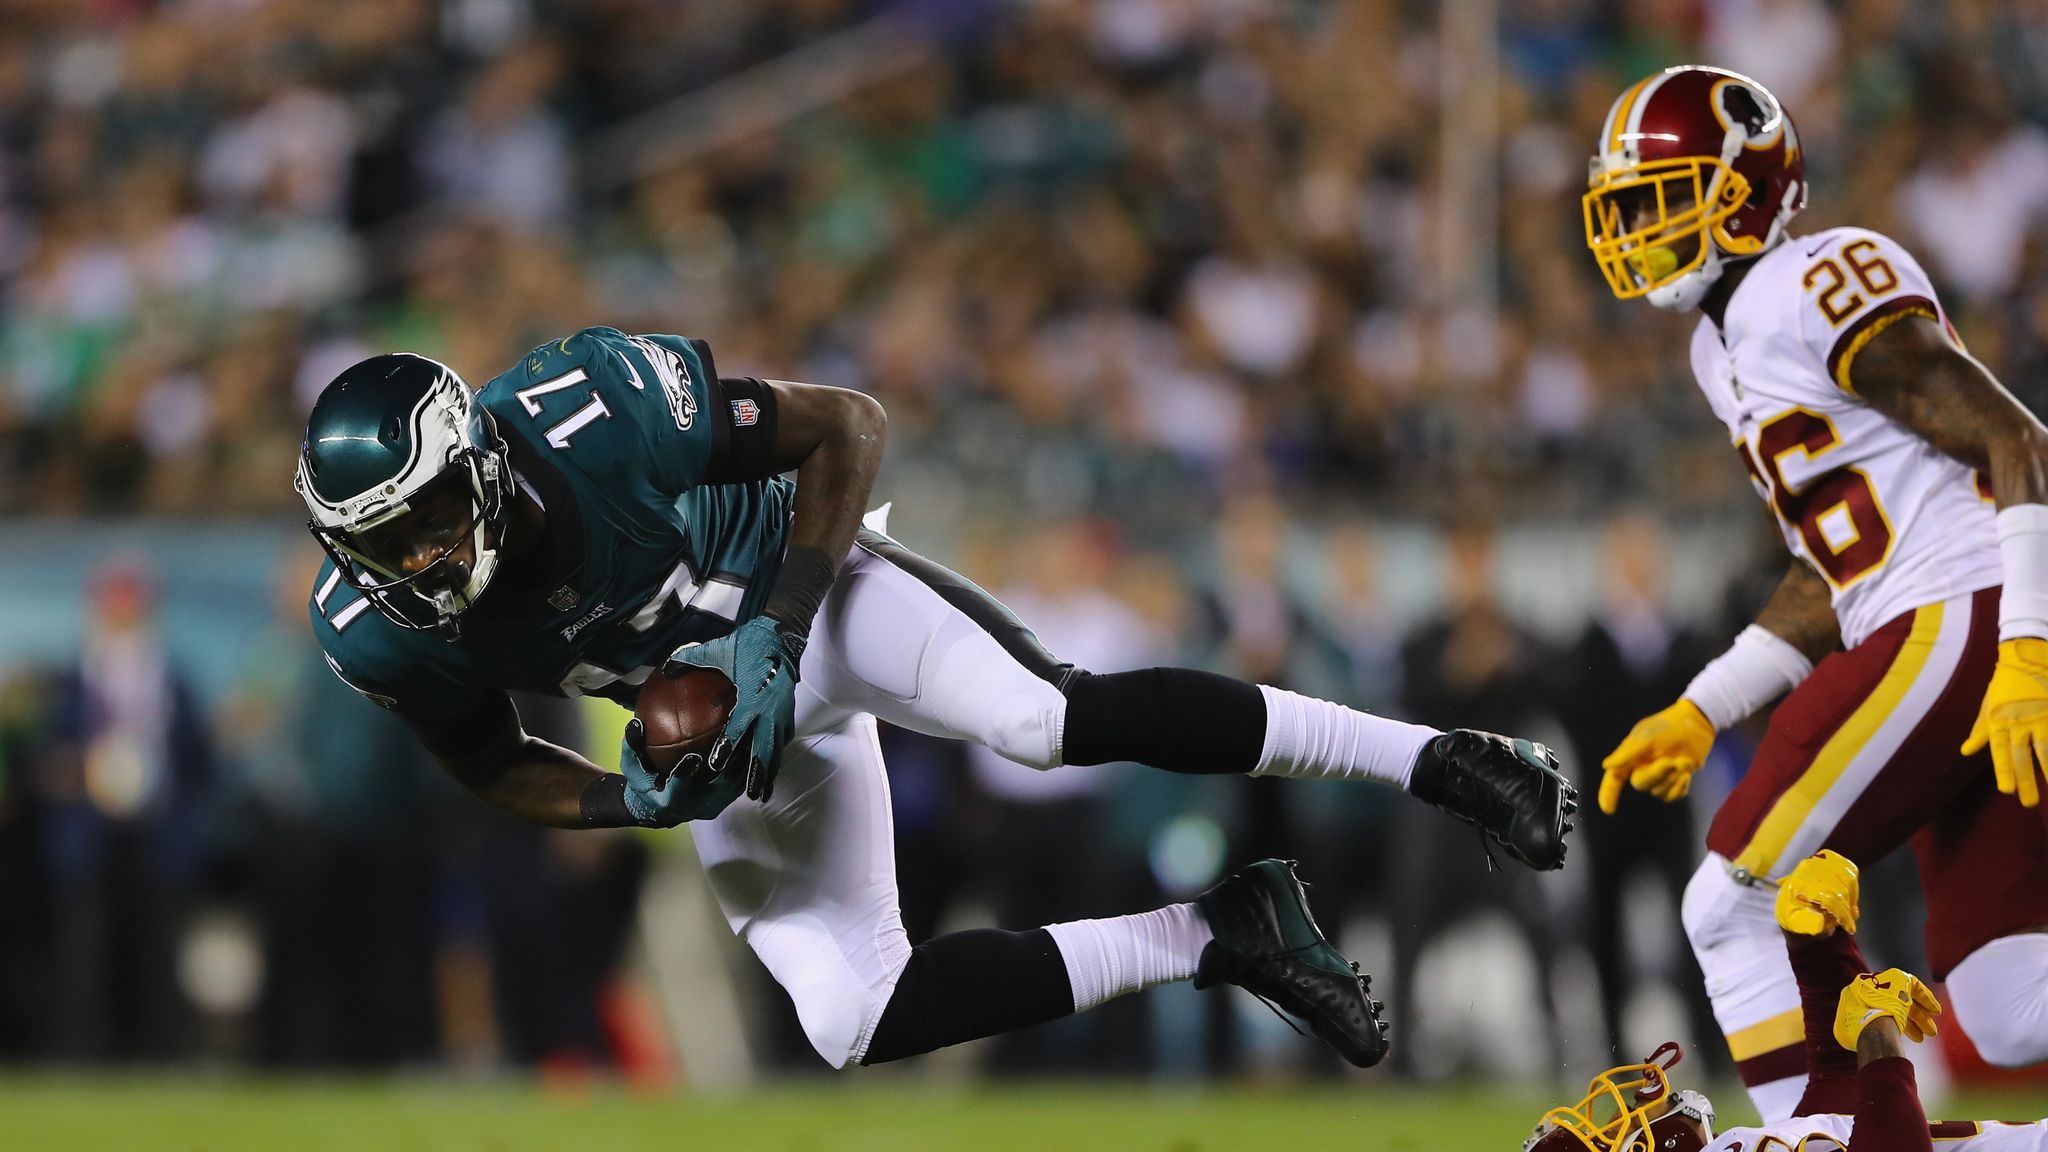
[701,376,780,484]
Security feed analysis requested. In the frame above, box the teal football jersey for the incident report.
[309,327,793,719]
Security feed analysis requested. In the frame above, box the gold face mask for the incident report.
[1528,1043,1691,1152]
[1583,155,1756,300]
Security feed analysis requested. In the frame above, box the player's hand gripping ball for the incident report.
[1599,698,1715,814]
[1774,849,1861,937]
[1834,968,1942,1051]
[664,615,803,807]
[1962,637,2048,808]
[618,665,739,827]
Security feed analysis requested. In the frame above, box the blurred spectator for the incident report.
[475,694,651,1073]
[0,670,50,1057]
[419,39,572,232]
[1897,57,2048,305]
[964,519,1163,1071]
[1557,511,1719,1065]
[1190,491,1372,1072]
[1320,523,1404,714]
[230,547,440,1067]
[1701,0,1839,109]
[1391,523,1570,1078]
[28,557,217,1060]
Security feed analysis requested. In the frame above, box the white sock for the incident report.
[1249,684,1438,790]
[1043,903,1214,1013]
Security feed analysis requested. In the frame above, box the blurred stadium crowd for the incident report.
[1,0,2046,1083]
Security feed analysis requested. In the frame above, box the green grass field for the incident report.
[0,1079,1546,1152]
[6,1078,2047,1152]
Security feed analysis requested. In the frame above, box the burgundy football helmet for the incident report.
[1523,1042,1717,1152]
[1584,65,1805,311]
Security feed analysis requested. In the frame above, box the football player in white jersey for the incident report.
[1587,65,2048,1121]
[1525,851,2048,1152]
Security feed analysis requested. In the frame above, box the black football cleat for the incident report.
[1409,729,1576,871]
[1193,859,1390,1068]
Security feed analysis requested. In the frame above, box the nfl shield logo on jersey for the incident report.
[548,585,580,612]
[730,398,760,427]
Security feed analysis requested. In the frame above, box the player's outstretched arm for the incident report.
[1843,1016,1933,1152]
[419,695,636,829]
[1853,316,2048,806]
[1598,561,1833,814]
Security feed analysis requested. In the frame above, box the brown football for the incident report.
[633,665,737,776]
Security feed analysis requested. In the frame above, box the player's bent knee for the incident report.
[787,980,870,1069]
[1681,854,1765,950]
[981,681,1066,771]
[747,914,911,1070]
[1948,934,2048,1067]
[1681,855,1788,1001]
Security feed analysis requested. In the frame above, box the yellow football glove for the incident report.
[1961,637,2048,809]
[1834,968,1942,1051]
[1773,849,1861,937]
[1599,699,1715,815]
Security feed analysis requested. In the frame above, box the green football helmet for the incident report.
[294,352,512,638]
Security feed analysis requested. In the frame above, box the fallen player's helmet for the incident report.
[1585,64,1805,312]
[295,352,512,638]
[1524,1042,1716,1152]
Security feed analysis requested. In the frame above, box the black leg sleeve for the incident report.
[860,929,1075,1065]
[1061,668,1267,774]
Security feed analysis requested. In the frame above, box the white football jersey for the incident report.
[1710,1114,2048,1150]
[1690,227,2003,649]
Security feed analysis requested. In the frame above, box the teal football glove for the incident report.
[619,718,744,826]
[664,615,803,804]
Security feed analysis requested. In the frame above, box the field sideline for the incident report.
[7,1078,2048,1152]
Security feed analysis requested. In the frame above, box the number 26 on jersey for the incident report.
[1737,408,1894,589]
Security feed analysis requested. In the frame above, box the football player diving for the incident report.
[294,329,1576,1070]
[1525,850,2048,1152]
[1587,64,2048,1119]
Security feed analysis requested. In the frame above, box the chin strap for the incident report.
[1667,1088,1717,1138]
